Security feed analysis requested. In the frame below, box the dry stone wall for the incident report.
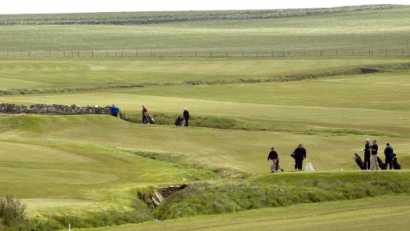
[0,103,111,115]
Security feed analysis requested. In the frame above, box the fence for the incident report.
[0,48,410,58]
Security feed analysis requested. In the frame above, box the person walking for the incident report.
[384,143,394,170]
[183,107,190,127]
[142,105,149,124]
[141,105,155,124]
[267,147,280,173]
[370,140,379,170]
[292,144,307,171]
[363,139,371,170]
[110,104,120,117]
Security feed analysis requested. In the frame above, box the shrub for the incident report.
[0,196,27,227]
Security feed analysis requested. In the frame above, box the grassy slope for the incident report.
[0,6,409,229]
[2,69,410,132]
[80,194,410,231]
[0,115,217,220]
[0,57,408,91]
[0,5,399,25]
[0,7,409,51]
[1,114,409,177]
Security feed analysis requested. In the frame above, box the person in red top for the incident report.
[142,105,154,124]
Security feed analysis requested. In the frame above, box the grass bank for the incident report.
[77,194,410,231]
[153,171,410,219]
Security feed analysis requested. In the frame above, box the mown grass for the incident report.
[1,59,410,228]
[0,57,408,92]
[3,69,410,138]
[0,115,220,228]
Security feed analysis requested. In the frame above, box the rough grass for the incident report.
[153,172,410,219]
[77,194,410,231]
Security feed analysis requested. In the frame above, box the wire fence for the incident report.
[0,48,410,58]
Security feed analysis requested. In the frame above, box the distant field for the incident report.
[0,6,409,52]
[0,5,398,25]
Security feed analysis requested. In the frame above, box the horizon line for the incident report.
[0,3,407,16]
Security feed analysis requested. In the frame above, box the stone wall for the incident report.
[0,103,111,115]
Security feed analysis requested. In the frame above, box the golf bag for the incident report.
[143,114,155,124]
[148,115,155,124]
[393,156,401,170]
[377,157,387,170]
[305,162,315,172]
[175,116,184,126]
[270,159,281,173]
[353,153,365,170]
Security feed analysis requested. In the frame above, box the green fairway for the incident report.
[0,57,409,92]
[0,5,410,230]
[0,115,217,197]
[79,194,410,231]
[2,67,410,139]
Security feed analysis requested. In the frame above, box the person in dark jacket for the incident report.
[142,105,148,123]
[384,143,394,170]
[183,107,190,127]
[292,144,306,171]
[363,139,371,170]
[267,147,280,172]
[110,104,120,117]
[370,140,379,170]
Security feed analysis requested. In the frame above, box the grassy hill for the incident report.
[0,5,400,25]
[0,5,409,52]
[0,5,409,231]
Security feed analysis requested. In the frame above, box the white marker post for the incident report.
[68,224,71,231]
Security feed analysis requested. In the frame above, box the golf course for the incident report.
[0,4,410,231]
